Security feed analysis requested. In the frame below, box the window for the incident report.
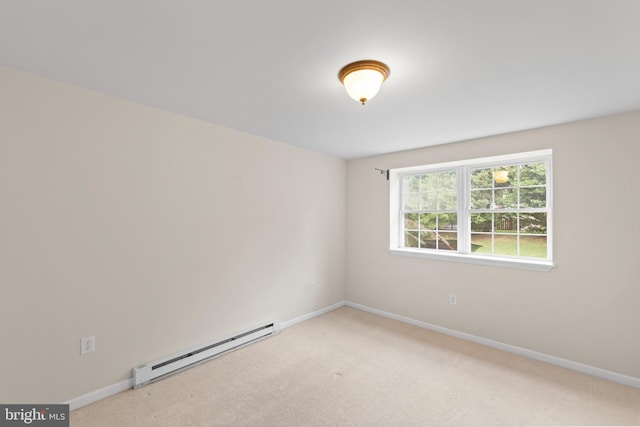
[389,150,553,270]
[402,170,458,251]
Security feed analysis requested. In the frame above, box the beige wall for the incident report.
[0,67,346,403]
[347,111,640,379]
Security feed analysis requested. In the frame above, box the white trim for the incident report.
[345,301,640,389]
[66,299,638,413]
[389,248,555,271]
[64,378,133,411]
[389,170,401,249]
[280,300,346,329]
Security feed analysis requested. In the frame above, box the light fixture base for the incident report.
[338,60,390,84]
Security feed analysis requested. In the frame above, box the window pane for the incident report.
[494,188,517,208]
[405,231,419,248]
[520,187,546,208]
[403,175,420,193]
[495,213,517,233]
[439,171,457,190]
[437,232,457,250]
[471,189,492,209]
[494,165,517,188]
[519,213,547,234]
[438,191,457,210]
[420,192,437,210]
[520,163,546,186]
[421,174,438,192]
[438,213,457,231]
[471,213,492,232]
[471,168,492,189]
[520,235,547,258]
[404,192,419,210]
[420,230,437,248]
[401,170,459,252]
[494,235,518,256]
[404,213,419,230]
[471,233,491,254]
[419,213,437,230]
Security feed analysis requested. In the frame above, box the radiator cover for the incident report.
[132,322,279,388]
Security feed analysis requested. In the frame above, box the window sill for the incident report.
[389,248,555,271]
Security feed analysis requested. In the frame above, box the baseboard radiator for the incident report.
[133,322,279,388]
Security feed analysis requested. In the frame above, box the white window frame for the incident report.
[389,149,554,271]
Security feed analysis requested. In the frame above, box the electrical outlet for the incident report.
[449,294,457,305]
[81,336,95,355]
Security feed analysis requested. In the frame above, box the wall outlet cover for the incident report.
[81,336,95,354]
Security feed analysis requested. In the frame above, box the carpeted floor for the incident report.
[70,307,640,426]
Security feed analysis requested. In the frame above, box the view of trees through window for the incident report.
[402,171,457,250]
[399,158,549,260]
[469,162,548,258]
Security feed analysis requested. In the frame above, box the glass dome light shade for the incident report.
[343,69,385,105]
[338,60,390,105]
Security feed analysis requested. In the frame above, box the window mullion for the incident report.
[458,166,469,254]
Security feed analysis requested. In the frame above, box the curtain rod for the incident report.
[374,168,389,181]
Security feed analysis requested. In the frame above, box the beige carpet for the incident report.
[71,307,640,426]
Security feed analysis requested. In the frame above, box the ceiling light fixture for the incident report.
[338,60,390,105]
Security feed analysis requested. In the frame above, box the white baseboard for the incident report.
[67,298,636,412]
[281,300,346,330]
[65,300,347,411]
[345,301,640,389]
[64,378,133,411]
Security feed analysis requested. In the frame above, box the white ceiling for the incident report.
[2,1,639,159]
